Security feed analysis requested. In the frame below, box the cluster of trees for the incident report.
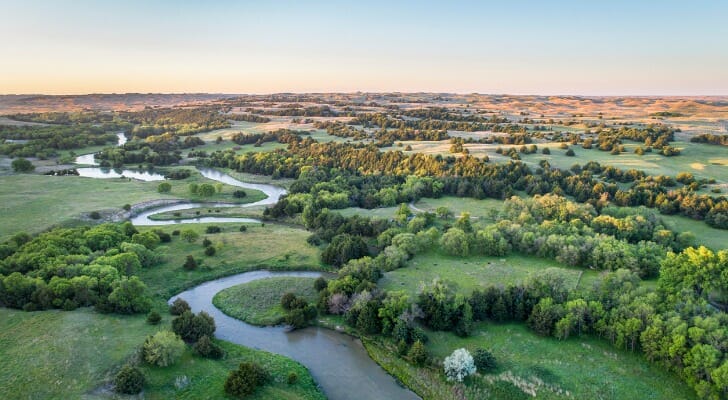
[227,113,271,123]
[0,223,160,313]
[691,133,728,146]
[231,129,305,146]
[201,139,727,228]
[0,124,121,158]
[280,292,318,328]
[118,106,230,138]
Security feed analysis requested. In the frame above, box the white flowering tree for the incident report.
[443,348,476,382]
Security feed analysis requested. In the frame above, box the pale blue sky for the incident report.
[1,0,727,94]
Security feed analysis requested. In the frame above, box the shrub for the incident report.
[169,298,191,315]
[565,149,575,156]
[541,147,551,154]
[157,182,172,193]
[408,340,428,366]
[314,277,328,292]
[239,225,247,232]
[172,310,216,342]
[205,226,222,234]
[194,335,224,359]
[114,364,145,394]
[202,238,212,247]
[11,158,34,173]
[287,371,298,384]
[198,183,215,197]
[444,348,476,382]
[183,255,198,270]
[153,229,172,243]
[233,190,247,198]
[123,204,132,211]
[181,229,199,243]
[224,362,267,398]
[89,211,101,220]
[146,311,162,325]
[204,246,216,256]
[143,330,185,367]
[473,348,497,372]
[281,292,297,311]
[172,230,180,236]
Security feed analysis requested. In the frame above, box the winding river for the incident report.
[72,136,420,399]
[172,271,419,400]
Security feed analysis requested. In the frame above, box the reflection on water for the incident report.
[74,132,127,165]
[172,270,420,400]
[76,167,166,181]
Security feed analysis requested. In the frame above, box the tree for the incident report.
[321,234,368,267]
[194,335,224,359]
[172,310,216,342]
[188,183,199,195]
[224,362,267,398]
[473,348,497,372]
[11,158,34,173]
[143,330,185,367]
[314,277,328,292]
[408,340,428,366]
[181,229,199,243]
[157,182,171,193]
[114,364,145,394]
[169,298,190,315]
[107,276,151,314]
[146,311,161,325]
[198,183,215,197]
[444,348,476,382]
[439,228,469,256]
[183,255,198,270]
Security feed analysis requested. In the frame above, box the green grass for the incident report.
[337,206,400,219]
[659,214,728,251]
[413,196,504,221]
[0,171,265,241]
[148,206,265,221]
[137,224,325,298]
[423,322,697,400]
[0,307,324,400]
[379,251,600,296]
[0,307,157,399]
[213,277,318,326]
[141,340,324,400]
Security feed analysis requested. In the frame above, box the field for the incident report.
[0,307,324,400]
[213,277,318,326]
[365,322,697,400]
[659,214,728,251]
[137,223,325,298]
[0,171,265,241]
[379,251,601,296]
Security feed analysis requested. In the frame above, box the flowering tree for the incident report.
[444,348,476,382]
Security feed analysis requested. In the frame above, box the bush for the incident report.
[143,330,185,367]
[541,147,551,155]
[11,158,34,173]
[444,348,476,382]
[565,149,575,156]
[198,183,215,197]
[287,371,298,384]
[239,225,247,232]
[204,246,216,256]
[194,335,224,359]
[172,310,216,342]
[157,182,172,193]
[183,255,198,270]
[181,229,199,243]
[89,211,101,220]
[233,190,247,198]
[172,230,180,236]
[224,362,267,398]
[313,277,328,292]
[169,298,191,315]
[205,226,222,234]
[408,340,428,366]
[202,238,212,247]
[473,348,497,372]
[146,311,162,325]
[123,204,132,211]
[114,364,145,394]
[281,292,298,310]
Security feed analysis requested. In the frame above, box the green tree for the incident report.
[224,362,267,398]
[408,340,428,366]
[107,276,151,314]
[114,364,145,394]
[198,183,215,197]
[180,229,199,243]
[157,182,171,193]
[143,330,185,367]
[11,158,34,173]
[439,228,469,256]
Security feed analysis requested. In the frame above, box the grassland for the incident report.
[379,251,600,296]
[0,307,324,400]
[0,170,265,241]
[137,223,324,298]
[659,214,728,251]
[364,322,697,400]
[213,277,318,326]
[413,196,504,221]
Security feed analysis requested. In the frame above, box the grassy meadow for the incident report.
[213,277,318,326]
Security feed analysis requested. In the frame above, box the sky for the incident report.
[1,0,727,95]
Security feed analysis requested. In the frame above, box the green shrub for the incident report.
[204,246,216,256]
[239,225,247,232]
[224,362,267,398]
[11,158,34,173]
[193,335,224,359]
[287,371,298,384]
[146,311,162,325]
[172,310,216,342]
[157,182,172,193]
[408,340,428,366]
[114,364,145,394]
[183,255,197,270]
[205,226,222,234]
[143,331,185,367]
[89,211,101,220]
[473,348,497,372]
[169,298,191,315]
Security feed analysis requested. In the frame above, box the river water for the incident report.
[71,133,421,400]
[171,270,419,400]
